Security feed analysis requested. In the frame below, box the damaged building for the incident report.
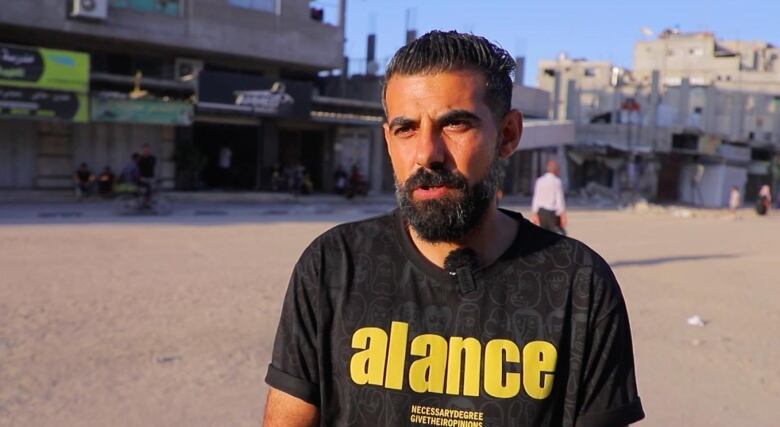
[537,29,780,207]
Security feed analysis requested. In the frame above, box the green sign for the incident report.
[0,44,89,92]
[110,0,180,16]
[91,97,193,125]
[0,85,88,122]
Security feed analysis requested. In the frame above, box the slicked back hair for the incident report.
[382,30,516,122]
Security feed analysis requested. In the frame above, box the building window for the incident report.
[308,0,341,25]
[228,0,278,13]
[109,0,181,16]
[584,68,597,77]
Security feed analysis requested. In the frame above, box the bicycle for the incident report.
[112,180,172,216]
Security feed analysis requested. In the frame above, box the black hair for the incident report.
[383,30,515,121]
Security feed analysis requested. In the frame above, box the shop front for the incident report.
[0,43,89,188]
[192,70,317,191]
[0,42,193,190]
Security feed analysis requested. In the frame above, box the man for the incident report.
[137,144,157,204]
[72,162,96,198]
[264,31,644,427]
[531,160,567,234]
[97,166,116,197]
[119,153,141,185]
[218,146,232,188]
[757,184,771,215]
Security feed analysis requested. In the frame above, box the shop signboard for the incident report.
[0,43,89,122]
[0,44,89,92]
[0,85,88,122]
[91,97,193,125]
[197,71,312,119]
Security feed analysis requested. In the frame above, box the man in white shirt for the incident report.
[219,146,232,188]
[531,160,567,234]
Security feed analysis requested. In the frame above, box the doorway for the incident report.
[192,123,258,189]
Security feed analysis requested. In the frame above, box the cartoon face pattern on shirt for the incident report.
[267,211,644,427]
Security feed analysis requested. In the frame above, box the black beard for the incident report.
[396,156,504,243]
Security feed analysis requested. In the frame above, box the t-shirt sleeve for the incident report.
[265,244,321,406]
[576,259,645,427]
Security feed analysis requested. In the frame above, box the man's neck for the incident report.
[408,203,519,269]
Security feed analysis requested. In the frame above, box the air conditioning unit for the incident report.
[175,58,204,82]
[70,0,108,21]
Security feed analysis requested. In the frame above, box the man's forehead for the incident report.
[385,69,487,92]
[384,70,489,118]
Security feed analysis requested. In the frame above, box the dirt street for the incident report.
[0,209,778,426]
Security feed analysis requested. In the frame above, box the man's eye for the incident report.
[394,126,414,136]
[445,121,470,130]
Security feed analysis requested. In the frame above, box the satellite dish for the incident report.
[640,27,654,37]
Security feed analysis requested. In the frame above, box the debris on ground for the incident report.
[687,315,706,327]
[671,208,695,218]
[578,182,618,207]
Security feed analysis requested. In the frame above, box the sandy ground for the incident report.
[0,207,778,426]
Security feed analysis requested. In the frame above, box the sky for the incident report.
[343,0,780,85]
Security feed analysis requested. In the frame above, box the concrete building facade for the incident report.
[634,29,780,91]
[537,30,780,207]
[0,0,365,193]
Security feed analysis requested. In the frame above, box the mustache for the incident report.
[401,167,468,192]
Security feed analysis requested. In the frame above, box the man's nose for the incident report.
[415,126,446,169]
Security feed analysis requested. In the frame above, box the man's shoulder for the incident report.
[302,211,397,258]
[523,226,623,309]
[513,219,610,274]
[535,172,560,184]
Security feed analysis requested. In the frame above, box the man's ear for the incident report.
[383,122,393,155]
[498,110,523,159]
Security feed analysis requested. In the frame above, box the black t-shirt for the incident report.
[266,210,644,427]
[76,169,91,183]
[138,155,156,178]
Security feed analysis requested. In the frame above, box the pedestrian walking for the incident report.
[728,185,741,219]
[531,160,567,235]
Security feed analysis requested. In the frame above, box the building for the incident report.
[506,83,575,195]
[0,0,381,194]
[634,29,780,92]
[537,30,780,207]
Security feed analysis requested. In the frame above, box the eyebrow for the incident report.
[387,109,482,129]
[437,109,482,126]
[388,116,416,129]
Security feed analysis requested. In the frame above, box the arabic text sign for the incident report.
[91,97,193,125]
[198,71,312,118]
[0,85,88,122]
[234,89,295,115]
[0,44,89,92]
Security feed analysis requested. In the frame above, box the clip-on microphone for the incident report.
[443,247,479,294]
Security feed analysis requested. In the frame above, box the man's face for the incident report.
[383,70,513,242]
[142,146,151,156]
